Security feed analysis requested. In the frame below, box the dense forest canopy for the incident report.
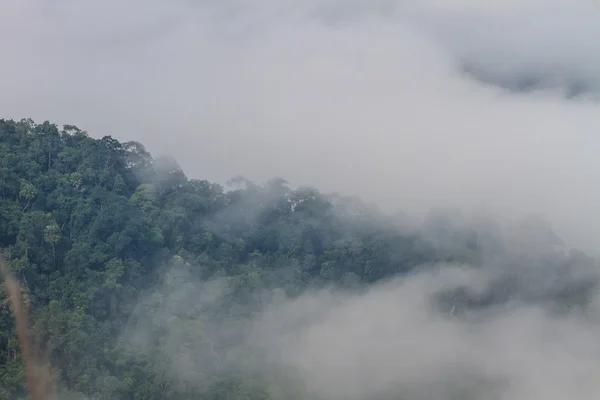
[0,118,599,400]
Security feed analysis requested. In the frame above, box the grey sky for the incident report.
[2,0,600,251]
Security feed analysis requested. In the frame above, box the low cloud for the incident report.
[2,0,600,253]
[252,263,600,400]
[119,250,600,400]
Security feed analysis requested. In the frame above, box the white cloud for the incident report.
[252,265,600,400]
[1,0,600,251]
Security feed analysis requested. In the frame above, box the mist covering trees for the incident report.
[0,118,598,399]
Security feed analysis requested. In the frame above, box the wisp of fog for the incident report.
[253,267,600,400]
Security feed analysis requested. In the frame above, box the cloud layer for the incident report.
[2,0,600,251]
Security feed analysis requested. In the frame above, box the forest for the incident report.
[0,118,599,400]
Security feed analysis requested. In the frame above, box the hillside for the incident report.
[0,118,598,400]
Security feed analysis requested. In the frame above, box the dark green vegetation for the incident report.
[0,118,598,399]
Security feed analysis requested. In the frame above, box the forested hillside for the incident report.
[0,118,598,400]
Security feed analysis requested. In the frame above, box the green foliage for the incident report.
[0,118,592,399]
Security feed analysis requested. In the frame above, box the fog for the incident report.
[109,173,600,400]
[252,265,600,400]
[2,0,600,251]
[119,249,600,400]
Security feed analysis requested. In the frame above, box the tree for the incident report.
[19,181,37,212]
[0,117,596,400]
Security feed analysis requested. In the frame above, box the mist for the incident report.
[5,0,600,394]
[3,4,600,397]
[117,227,600,400]
[109,181,600,400]
[2,0,600,252]
[253,265,600,400]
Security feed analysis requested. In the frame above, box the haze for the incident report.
[251,266,600,400]
[1,0,600,252]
